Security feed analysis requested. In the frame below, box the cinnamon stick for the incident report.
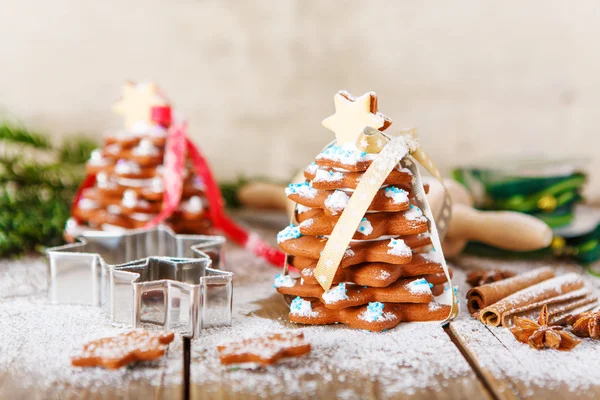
[467,267,554,314]
[478,273,585,327]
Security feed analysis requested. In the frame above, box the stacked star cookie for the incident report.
[71,82,212,235]
[275,91,451,332]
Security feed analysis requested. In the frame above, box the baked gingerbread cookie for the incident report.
[72,330,175,369]
[217,332,311,367]
[277,90,452,331]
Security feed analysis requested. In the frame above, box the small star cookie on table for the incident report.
[71,330,175,369]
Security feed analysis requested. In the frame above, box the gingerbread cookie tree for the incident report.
[275,91,452,332]
[70,82,212,234]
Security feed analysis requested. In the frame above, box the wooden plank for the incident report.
[190,227,490,400]
[0,257,184,400]
[450,256,600,400]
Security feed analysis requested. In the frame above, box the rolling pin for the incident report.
[426,178,553,258]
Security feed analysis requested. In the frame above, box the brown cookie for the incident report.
[288,299,451,331]
[289,186,411,216]
[315,157,373,173]
[71,330,175,369]
[279,234,432,268]
[297,209,427,240]
[295,253,446,287]
[88,160,158,180]
[217,332,311,367]
[105,134,167,149]
[277,277,436,309]
[82,188,163,214]
[304,167,413,190]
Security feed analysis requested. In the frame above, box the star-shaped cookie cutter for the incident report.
[46,225,232,338]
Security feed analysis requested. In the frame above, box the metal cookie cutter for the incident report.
[46,225,232,338]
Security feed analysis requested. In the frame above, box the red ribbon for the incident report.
[184,136,286,267]
[145,121,186,227]
[70,111,285,268]
[142,118,285,267]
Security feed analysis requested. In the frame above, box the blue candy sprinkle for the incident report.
[365,302,385,322]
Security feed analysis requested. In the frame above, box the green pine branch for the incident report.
[0,121,97,257]
[0,122,52,149]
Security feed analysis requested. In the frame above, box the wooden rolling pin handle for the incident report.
[447,204,553,251]
[237,182,289,210]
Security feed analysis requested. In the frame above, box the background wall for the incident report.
[0,1,597,200]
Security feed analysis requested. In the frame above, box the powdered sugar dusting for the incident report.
[187,242,475,398]
[0,296,182,394]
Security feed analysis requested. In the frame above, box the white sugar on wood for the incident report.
[190,246,473,398]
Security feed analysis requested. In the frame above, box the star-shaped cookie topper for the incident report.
[322,91,392,145]
[113,81,169,128]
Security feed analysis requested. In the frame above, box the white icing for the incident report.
[150,177,164,193]
[387,238,412,257]
[296,204,312,214]
[116,177,154,188]
[324,190,350,215]
[77,199,98,210]
[105,144,121,155]
[405,204,426,221]
[130,213,154,222]
[356,218,373,235]
[305,162,318,175]
[121,190,138,209]
[107,204,121,215]
[182,196,203,214]
[100,224,127,232]
[289,297,318,318]
[285,182,317,199]
[87,150,108,166]
[421,251,438,262]
[273,274,295,288]
[132,139,159,156]
[321,283,349,304]
[314,169,343,183]
[277,225,302,243]
[406,278,432,295]
[129,121,167,136]
[384,187,409,204]
[299,218,314,228]
[115,160,141,175]
[316,142,377,166]
[193,176,205,190]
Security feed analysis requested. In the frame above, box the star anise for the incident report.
[466,269,516,287]
[510,305,581,351]
[566,311,600,339]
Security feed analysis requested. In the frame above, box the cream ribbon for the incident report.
[311,127,458,321]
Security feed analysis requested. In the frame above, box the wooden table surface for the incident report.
[1,212,599,400]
